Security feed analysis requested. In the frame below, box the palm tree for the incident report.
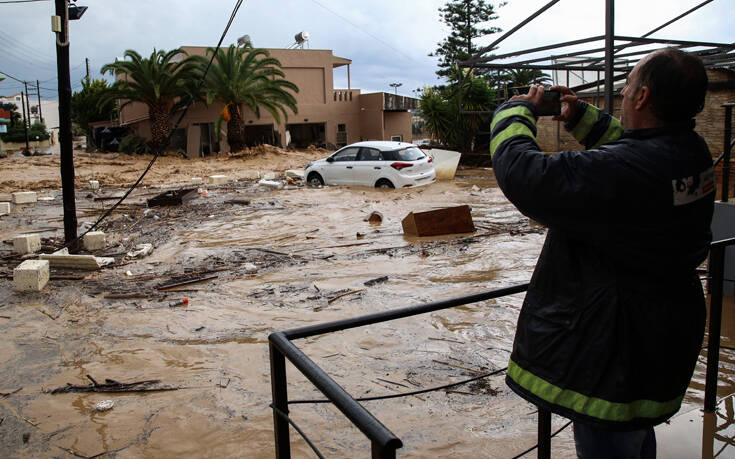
[196,45,298,152]
[101,49,199,149]
[504,68,552,88]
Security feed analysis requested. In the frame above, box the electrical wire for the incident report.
[288,367,507,405]
[0,0,49,4]
[269,404,326,459]
[60,0,245,250]
[306,0,418,63]
[510,421,573,459]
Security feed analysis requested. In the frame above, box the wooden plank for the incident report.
[401,205,476,237]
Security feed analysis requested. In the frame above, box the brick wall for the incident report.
[534,69,735,199]
[536,69,734,155]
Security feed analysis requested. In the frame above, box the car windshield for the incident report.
[384,147,426,161]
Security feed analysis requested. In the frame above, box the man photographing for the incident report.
[491,49,715,458]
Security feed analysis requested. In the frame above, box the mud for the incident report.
[0,151,732,458]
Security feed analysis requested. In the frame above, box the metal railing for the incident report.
[269,284,528,458]
[269,238,735,457]
[720,103,734,202]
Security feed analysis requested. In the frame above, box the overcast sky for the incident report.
[0,0,731,100]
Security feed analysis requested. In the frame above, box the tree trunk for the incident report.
[227,104,245,152]
[149,103,170,152]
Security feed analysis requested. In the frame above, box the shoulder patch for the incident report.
[672,168,715,206]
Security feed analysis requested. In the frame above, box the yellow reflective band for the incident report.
[490,124,536,158]
[570,104,600,142]
[591,118,623,149]
[507,359,683,422]
[491,106,536,133]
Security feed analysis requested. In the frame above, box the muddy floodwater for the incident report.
[0,156,734,458]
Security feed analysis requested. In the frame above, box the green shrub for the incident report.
[118,134,152,155]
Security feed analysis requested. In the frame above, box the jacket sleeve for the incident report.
[565,100,623,149]
[490,100,627,241]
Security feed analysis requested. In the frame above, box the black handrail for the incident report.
[269,283,529,458]
[269,237,735,457]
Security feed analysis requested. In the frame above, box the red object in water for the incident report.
[169,298,189,307]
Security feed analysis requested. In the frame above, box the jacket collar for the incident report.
[622,119,696,139]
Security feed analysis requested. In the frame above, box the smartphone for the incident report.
[508,86,561,116]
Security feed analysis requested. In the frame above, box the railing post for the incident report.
[722,104,732,202]
[270,340,291,458]
[538,407,552,459]
[372,440,397,459]
[705,244,725,412]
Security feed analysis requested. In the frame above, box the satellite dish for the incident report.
[237,34,252,46]
[294,31,309,44]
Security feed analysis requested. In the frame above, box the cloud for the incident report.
[0,0,731,98]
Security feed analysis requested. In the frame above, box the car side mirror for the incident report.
[326,157,334,163]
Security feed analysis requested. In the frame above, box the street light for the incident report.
[389,82,402,95]
[68,5,87,20]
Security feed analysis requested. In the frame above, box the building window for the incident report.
[337,124,346,132]
[391,135,403,142]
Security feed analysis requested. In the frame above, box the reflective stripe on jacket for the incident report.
[491,100,715,430]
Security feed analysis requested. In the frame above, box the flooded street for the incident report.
[0,156,733,458]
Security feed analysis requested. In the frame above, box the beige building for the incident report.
[118,47,418,157]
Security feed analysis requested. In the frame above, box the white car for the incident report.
[304,141,436,188]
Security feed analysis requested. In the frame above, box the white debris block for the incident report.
[258,179,283,190]
[0,193,12,202]
[0,202,10,215]
[89,180,100,190]
[243,263,258,274]
[191,177,203,184]
[83,231,106,251]
[285,169,305,179]
[40,248,104,270]
[13,259,49,292]
[208,175,228,186]
[12,191,37,204]
[262,172,277,180]
[13,234,41,254]
[127,243,153,258]
[241,171,261,180]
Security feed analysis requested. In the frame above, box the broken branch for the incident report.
[327,289,365,304]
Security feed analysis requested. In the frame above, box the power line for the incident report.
[0,0,49,3]
[306,0,418,63]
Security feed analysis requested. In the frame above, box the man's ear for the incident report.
[635,85,650,111]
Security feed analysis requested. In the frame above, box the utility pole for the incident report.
[55,0,78,250]
[20,89,30,154]
[85,57,90,80]
[36,80,43,124]
[24,84,32,124]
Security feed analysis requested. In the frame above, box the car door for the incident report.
[353,147,384,186]
[322,147,358,185]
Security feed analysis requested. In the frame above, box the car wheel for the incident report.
[375,179,394,189]
[307,172,324,187]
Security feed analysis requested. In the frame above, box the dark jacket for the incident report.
[490,100,715,430]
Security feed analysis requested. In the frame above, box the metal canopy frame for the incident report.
[457,0,735,114]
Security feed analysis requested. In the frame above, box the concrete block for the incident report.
[89,180,100,190]
[208,175,228,186]
[83,231,106,251]
[262,172,277,180]
[13,259,49,292]
[0,193,12,202]
[12,191,37,204]
[285,169,304,179]
[191,177,203,185]
[13,234,41,254]
[0,202,10,216]
[241,171,261,180]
